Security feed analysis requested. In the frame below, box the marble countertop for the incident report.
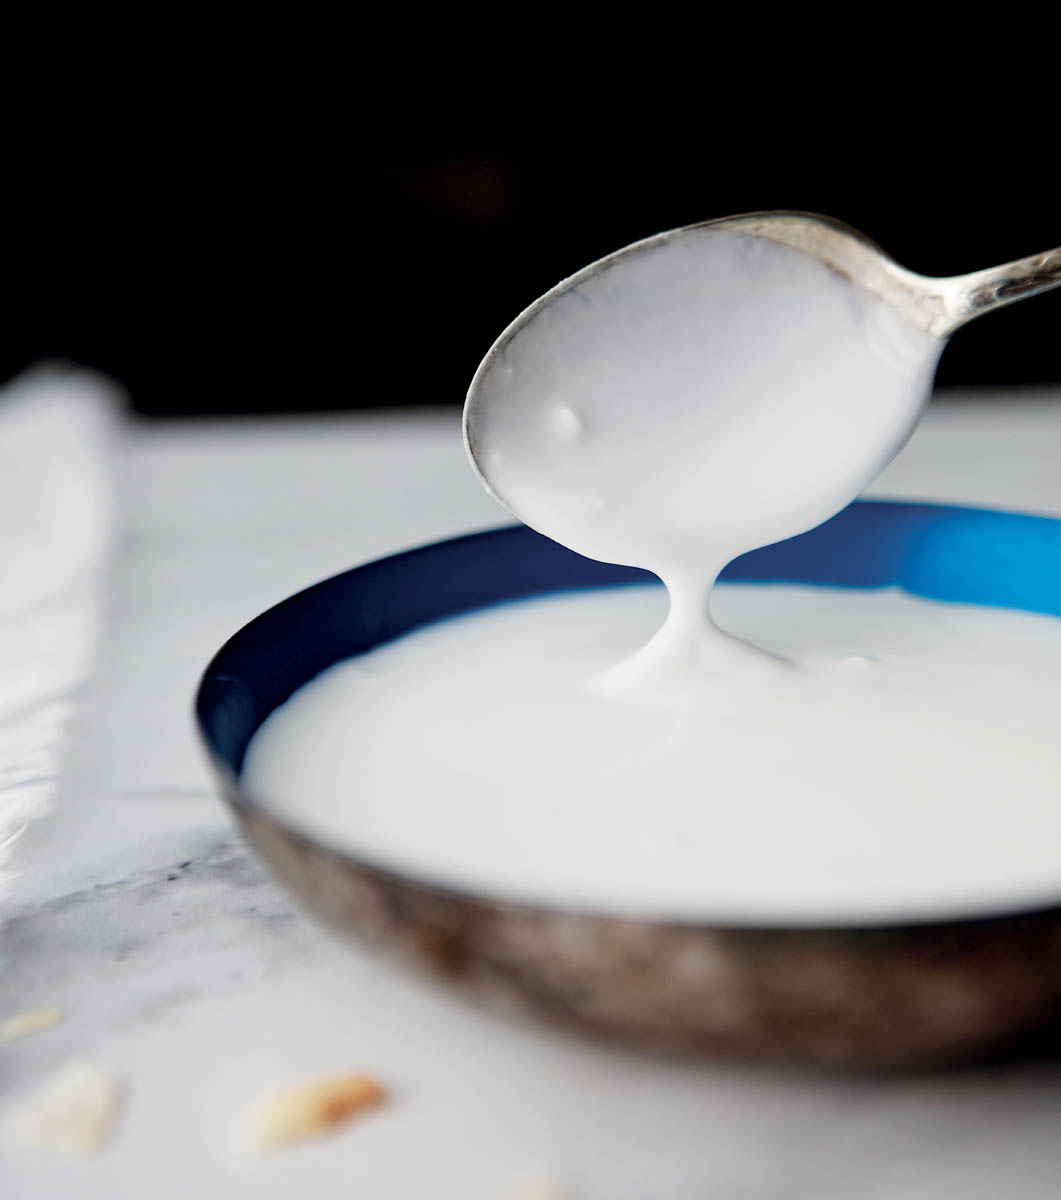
[4,392,1061,1198]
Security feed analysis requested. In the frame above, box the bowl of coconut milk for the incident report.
[196,503,1061,1068]
[197,217,1061,1067]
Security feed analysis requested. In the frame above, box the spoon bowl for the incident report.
[464,212,1060,584]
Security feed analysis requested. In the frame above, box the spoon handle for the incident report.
[939,246,1061,336]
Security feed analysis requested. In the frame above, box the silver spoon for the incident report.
[464,211,1060,543]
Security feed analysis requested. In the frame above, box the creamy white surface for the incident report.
[467,228,942,687]
[245,584,1061,924]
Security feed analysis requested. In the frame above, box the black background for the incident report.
[3,28,1057,418]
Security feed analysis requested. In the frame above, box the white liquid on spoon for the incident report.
[244,225,1060,923]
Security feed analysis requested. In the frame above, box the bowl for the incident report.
[196,499,1061,1069]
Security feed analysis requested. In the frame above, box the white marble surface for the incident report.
[3,392,1061,1198]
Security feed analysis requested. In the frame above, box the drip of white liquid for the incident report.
[465,228,943,691]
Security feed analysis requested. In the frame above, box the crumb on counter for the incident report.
[2,1007,64,1041]
[242,1073,384,1150]
[3,1059,122,1156]
[501,1171,575,1200]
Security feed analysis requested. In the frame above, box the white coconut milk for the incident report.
[244,584,1061,923]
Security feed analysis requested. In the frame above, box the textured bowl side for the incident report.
[229,791,1061,1070]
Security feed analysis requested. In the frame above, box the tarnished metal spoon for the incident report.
[464,212,1059,572]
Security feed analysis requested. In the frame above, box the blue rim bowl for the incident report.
[195,499,1061,1067]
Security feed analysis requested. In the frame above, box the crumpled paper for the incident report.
[0,365,122,901]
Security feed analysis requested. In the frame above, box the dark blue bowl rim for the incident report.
[195,498,1061,932]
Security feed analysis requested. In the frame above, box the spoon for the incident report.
[462,212,1060,685]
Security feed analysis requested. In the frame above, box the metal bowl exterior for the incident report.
[196,504,1061,1068]
[222,785,1061,1069]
